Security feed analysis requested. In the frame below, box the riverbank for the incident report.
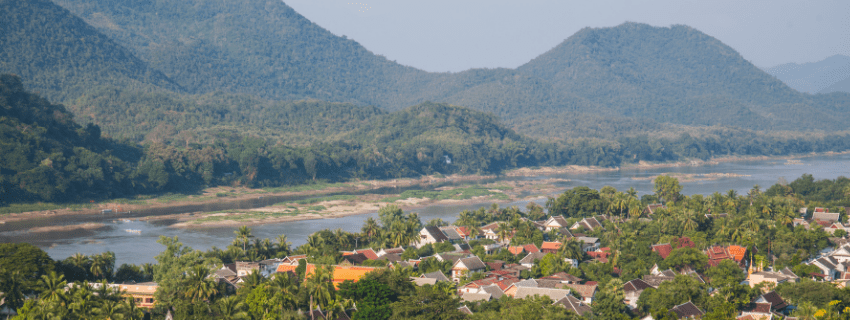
[4,151,848,228]
[167,178,568,228]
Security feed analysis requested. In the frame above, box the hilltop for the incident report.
[0,0,180,102]
[764,55,850,94]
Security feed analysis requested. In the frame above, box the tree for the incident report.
[389,284,465,320]
[269,272,298,313]
[0,269,28,311]
[234,225,254,252]
[362,217,380,243]
[663,247,708,272]
[654,176,683,204]
[38,271,68,305]
[379,205,405,228]
[704,259,745,288]
[592,279,630,319]
[217,295,249,320]
[305,264,336,310]
[338,278,395,320]
[184,265,218,303]
[496,222,511,243]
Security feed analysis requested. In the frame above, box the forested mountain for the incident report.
[0,0,180,103]
[820,75,850,94]
[764,55,850,94]
[42,0,850,139]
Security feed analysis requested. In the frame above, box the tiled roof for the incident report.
[678,237,696,248]
[455,256,487,271]
[670,301,704,318]
[508,246,526,255]
[439,226,463,240]
[480,284,504,299]
[514,287,571,301]
[553,295,592,316]
[652,243,673,259]
[423,226,449,242]
[541,241,562,251]
[623,279,654,292]
[523,244,540,253]
[562,283,597,299]
[356,249,379,260]
[342,253,368,265]
[536,279,566,288]
[744,302,772,314]
[458,305,473,315]
[520,252,549,264]
[276,264,376,287]
[411,277,437,286]
[757,291,788,310]
[421,271,450,282]
[460,292,491,302]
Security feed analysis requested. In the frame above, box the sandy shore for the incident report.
[3,150,847,229]
[28,223,107,233]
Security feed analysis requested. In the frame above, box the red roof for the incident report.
[677,237,696,249]
[508,246,525,255]
[523,244,540,253]
[541,242,562,251]
[652,243,673,259]
[357,249,379,260]
[728,245,747,262]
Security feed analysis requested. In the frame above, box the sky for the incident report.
[284,0,850,73]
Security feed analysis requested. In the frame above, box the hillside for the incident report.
[764,55,850,94]
[0,0,180,103]
[44,0,850,139]
[820,75,850,94]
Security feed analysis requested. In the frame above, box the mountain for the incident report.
[8,0,849,141]
[764,55,850,94]
[0,0,180,103]
[820,75,850,94]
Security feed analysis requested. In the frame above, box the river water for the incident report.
[3,154,849,266]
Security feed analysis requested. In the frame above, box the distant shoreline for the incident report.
[3,151,848,229]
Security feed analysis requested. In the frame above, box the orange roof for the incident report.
[508,246,525,255]
[276,264,377,287]
[728,245,747,262]
[342,252,355,256]
[357,248,379,260]
[541,242,562,250]
[457,227,470,237]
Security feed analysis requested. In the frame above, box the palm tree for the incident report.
[496,222,511,243]
[626,187,638,199]
[0,270,27,311]
[94,299,124,320]
[217,295,249,320]
[269,272,298,312]
[38,271,68,304]
[90,255,107,280]
[334,228,350,250]
[242,269,265,290]
[122,297,145,320]
[69,283,97,319]
[304,265,335,310]
[234,225,254,252]
[70,252,91,270]
[791,301,818,320]
[184,265,218,303]
[276,234,292,255]
[682,210,698,233]
[362,217,380,243]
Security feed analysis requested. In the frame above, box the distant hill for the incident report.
[764,55,850,94]
[820,75,850,94]
[0,0,180,103]
[12,0,850,139]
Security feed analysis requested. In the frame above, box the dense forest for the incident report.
[3,175,850,319]
[1,0,846,141]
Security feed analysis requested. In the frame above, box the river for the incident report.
[2,154,849,266]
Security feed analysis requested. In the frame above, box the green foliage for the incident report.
[546,186,605,218]
[338,278,395,320]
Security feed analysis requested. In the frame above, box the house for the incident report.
[224,261,260,277]
[458,305,474,315]
[793,218,811,229]
[553,295,592,316]
[542,272,583,284]
[435,252,471,264]
[705,245,748,267]
[258,259,284,277]
[543,216,571,231]
[508,246,527,255]
[281,255,307,266]
[562,283,597,304]
[810,256,844,280]
[752,291,789,314]
[420,271,451,283]
[439,226,464,243]
[504,279,539,297]
[669,301,704,319]
[480,222,504,241]
[418,226,449,247]
[520,252,549,268]
[353,248,379,260]
[118,282,158,308]
[411,277,437,286]
[460,292,492,302]
[740,302,773,319]
[646,203,667,215]
[747,270,799,288]
[577,237,601,252]
[812,207,841,223]
[623,279,655,308]
[455,226,475,240]
[570,217,603,231]
[341,253,369,266]
[451,256,487,282]
[276,264,377,288]
[376,247,405,257]
[514,287,572,301]
[651,243,674,259]
[541,241,562,254]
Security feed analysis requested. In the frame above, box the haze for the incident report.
[285,0,850,73]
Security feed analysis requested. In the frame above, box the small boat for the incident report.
[124,229,141,234]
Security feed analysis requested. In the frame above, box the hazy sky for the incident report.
[284,0,850,73]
